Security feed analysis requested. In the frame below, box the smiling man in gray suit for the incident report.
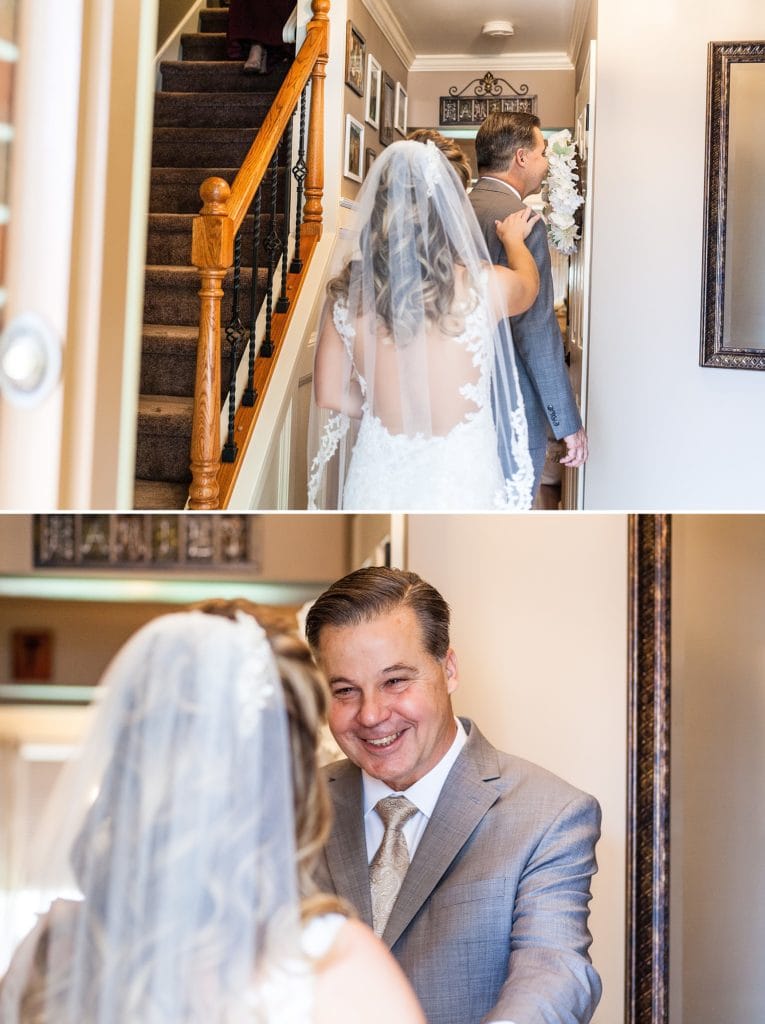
[470,112,588,500]
[306,566,602,1024]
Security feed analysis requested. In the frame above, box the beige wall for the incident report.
[672,515,765,1022]
[406,514,628,1024]
[575,0,597,90]
[584,0,765,509]
[408,68,575,133]
[156,0,195,48]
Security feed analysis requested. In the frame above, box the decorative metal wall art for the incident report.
[439,72,537,127]
[33,515,259,570]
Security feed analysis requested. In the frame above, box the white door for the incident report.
[562,40,596,510]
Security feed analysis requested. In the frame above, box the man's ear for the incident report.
[444,648,459,695]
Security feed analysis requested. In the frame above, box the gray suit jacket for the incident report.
[470,180,582,482]
[316,719,602,1024]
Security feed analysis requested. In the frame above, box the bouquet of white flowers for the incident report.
[542,129,584,255]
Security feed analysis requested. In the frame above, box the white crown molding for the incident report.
[410,52,574,73]
[568,0,593,65]
[360,0,416,70]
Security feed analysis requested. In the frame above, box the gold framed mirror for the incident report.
[701,42,765,368]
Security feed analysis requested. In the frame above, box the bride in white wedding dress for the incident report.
[307,139,540,511]
[0,607,425,1024]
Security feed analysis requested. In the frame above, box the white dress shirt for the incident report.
[361,719,517,1024]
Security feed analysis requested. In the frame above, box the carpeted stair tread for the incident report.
[143,265,267,326]
[160,59,289,94]
[199,8,231,33]
[141,323,234,400]
[147,212,283,265]
[150,166,286,213]
[152,126,289,169]
[133,479,190,510]
[136,395,194,484]
[181,32,228,61]
[153,91,274,128]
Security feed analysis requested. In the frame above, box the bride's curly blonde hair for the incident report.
[194,598,352,923]
[326,152,478,342]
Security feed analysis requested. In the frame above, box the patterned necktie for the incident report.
[369,795,418,937]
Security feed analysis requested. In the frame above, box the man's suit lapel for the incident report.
[382,719,502,948]
[323,761,374,926]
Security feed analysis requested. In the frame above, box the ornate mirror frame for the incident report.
[700,41,765,369]
[626,514,671,1024]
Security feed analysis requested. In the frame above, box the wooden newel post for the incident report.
[303,0,329,237]
[189,177,234,509]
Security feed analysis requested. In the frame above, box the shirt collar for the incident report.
[362,718,468,819]
[479,175,523,202]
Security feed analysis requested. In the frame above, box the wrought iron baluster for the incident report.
[276,116,294,313]
[290,86,308,274]
[222,229,244,462]
[242,187,261,407]
[261,149,281,358]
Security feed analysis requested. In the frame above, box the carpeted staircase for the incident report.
[134,6,292,510]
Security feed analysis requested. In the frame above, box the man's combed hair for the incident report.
[475,111,542,174]
[305,566,451,661]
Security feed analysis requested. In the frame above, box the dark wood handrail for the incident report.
[188,0,330,510]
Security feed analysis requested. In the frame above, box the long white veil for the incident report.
[307,139,533,510]
[0,611,301,1023]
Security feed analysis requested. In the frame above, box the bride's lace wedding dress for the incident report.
[308,281,532,512]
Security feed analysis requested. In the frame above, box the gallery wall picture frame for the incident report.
[344,114,365,183]
[365,147,376,178]
[380,72,395,146]
[365,53,381,128]
[394,81,408,136]
[345,21,365,96]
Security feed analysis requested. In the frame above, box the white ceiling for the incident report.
[363,0,586,69]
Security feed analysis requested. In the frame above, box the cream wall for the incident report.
[407,68,575,132]
[406,514,628,1024]
[584,0,765,509]
[672,515,765,1022]
[575,0,597,90]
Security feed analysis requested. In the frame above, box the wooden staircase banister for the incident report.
[188,0,330,510]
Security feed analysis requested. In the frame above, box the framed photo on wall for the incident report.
[365,53,381,128]
[380,72,395,146]
[345,21,365,96]
[394,82,408,136]
[344,114,364,183]
[365,147,376,178]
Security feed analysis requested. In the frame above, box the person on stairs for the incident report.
[225,0,295,73]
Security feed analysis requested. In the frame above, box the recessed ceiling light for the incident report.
[481,20,515,37]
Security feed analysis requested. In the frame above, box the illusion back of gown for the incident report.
[331,274,510,510]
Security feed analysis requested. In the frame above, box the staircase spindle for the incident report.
[290,88,308,273]
[242,187,262,407]
[222,230,244,462]
[261,149,281,358]
[276,116,294,313]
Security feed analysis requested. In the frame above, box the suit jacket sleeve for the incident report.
[511,221,582,440]
[470,187,582,441]
[485,792,603,1024]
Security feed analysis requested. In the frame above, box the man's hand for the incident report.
[559,427,588,467]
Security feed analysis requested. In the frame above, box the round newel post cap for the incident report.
[200,177,231,215]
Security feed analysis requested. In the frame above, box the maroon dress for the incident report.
[226,0,296,49]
